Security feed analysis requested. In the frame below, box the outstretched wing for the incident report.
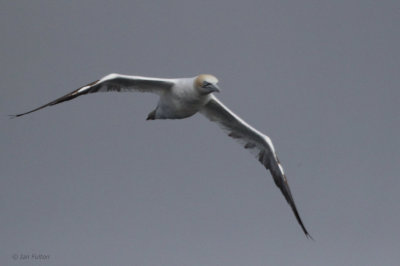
[200,95,311,238]
[11,73,175,117]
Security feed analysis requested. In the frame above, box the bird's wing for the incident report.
[11,73,175,117]
[200,95,311,238]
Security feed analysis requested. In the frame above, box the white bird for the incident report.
[12,73,311,238]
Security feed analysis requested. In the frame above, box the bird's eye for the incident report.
[203,81,211,87]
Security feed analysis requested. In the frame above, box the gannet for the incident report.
[12,73,311,238]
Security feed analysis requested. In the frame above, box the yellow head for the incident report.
[194,74,220,94]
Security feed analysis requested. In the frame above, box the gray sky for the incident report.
[1,0,400,265]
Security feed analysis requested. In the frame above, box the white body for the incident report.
[13,73,311,238]
[156,77,210,119]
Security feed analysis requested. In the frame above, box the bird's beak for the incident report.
[207,84,220,94]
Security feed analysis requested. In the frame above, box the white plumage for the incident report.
[13,73,311,238]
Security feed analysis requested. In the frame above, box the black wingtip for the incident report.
[303,228,314,240]
[300,222,314,240]
[8,109,37,118]
[9,114,20,119]
[293,207,313,240]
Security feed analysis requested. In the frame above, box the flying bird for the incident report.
[12,73,311,238]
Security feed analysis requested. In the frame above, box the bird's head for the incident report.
[194,74,220,95]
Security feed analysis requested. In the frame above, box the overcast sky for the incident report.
[1,0,400,265]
